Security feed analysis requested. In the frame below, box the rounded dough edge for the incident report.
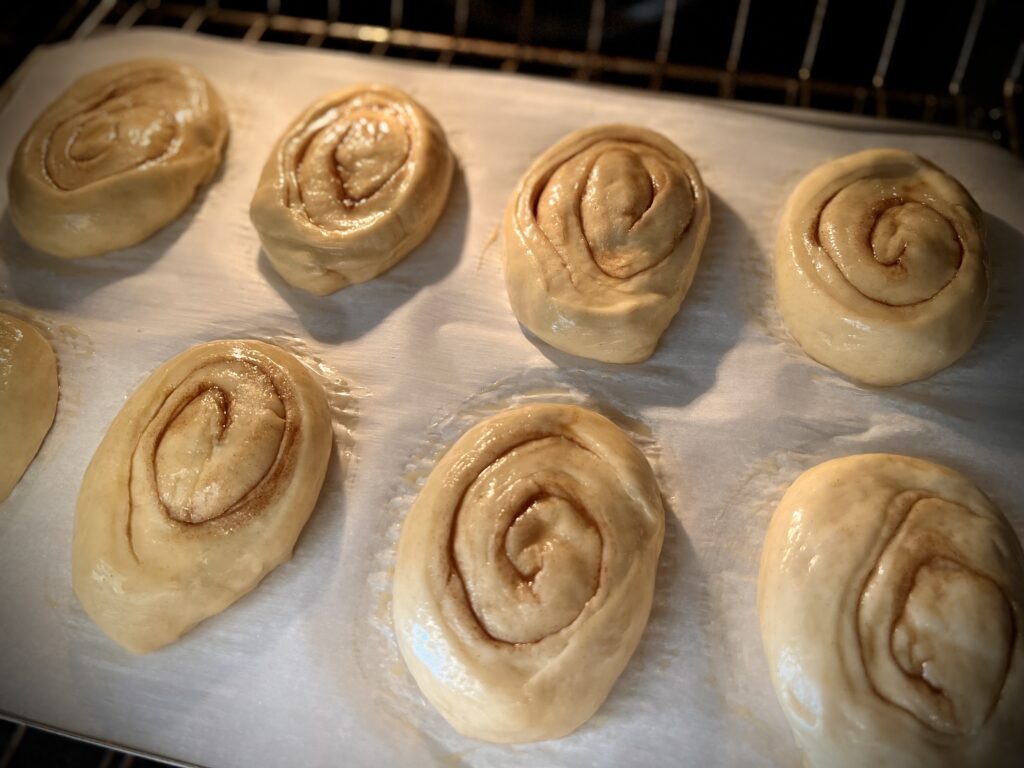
[8,58,229,259]
[758,453,1024,768]
[71,339,333,653]
[0,312,58,501]
[773,148,987,386]
[502,124,710,363]
[249,84,454,295]
[393,402,666,742]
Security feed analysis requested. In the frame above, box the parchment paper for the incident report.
[0,29,1022,768]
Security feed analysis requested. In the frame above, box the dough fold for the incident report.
[0,312,58,501]
[72,340,332,653]
[759,454,1024,767]
[775,149,987,385]
[250,85,454,295]
[503,124,710,363]
[393,404,665,742]
[8,59,228,258]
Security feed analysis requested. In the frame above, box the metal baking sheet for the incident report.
[0,29,1022,768]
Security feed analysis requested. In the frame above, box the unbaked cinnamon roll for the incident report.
[8,59,228,258]
[72,340,332,653]
[393,404,665,742]
[759,454,1024,767]
[775,149,987,385]
[503,125,710,363]
[0,312,58,502]
[250,85,454,295]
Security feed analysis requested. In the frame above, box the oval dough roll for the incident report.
[8,59,228,258]
[775,149,987,386]
[503,124,710,363]
[250,85,454,295]
[759,454,1024,767]
[393,404,665,743]
[73,340,332,653]
[0,313,58,501]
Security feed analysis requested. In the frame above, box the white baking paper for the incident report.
[0,29,1022,768]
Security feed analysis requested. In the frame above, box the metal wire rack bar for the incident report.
[38,1,1024,154]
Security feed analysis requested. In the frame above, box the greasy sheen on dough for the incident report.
[250,85,454,295]
[775,149,987,386]
[72,340,332,653]
[503,124,710,363]
[8,59,228,258]
[759,454,1024,768]
[393,404,665,743]
[0,313,58,502]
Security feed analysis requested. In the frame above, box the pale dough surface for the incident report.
[0,313,58,502]
[250,84,454,295]
[758,454,1024,767]
[72,340,332,653]
[393,404,665,743]
[8,58,228,258]
[503,124,710,363]
[775,149,987,386]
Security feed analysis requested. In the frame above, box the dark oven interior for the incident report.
[3,1,1023,153]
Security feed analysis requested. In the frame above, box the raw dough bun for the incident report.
[775,149,987,386]
[503,124,710,363]
[8,59,228,258]
[72,340,332,653]
[250,85,454,295]
[393,404,665,742]
[0,313,58,501]
[759,454,1024,768]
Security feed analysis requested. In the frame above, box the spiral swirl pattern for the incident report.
[8,59,228,258]
[44,75,181,192]
[759,454,1024,768]
[775,149,987,385]
[858,491,1015,736]
[503,125,710,363]
[73,340,332,653]
[250,85,454,295]
[133,356,295,534]
[393,404,665,743]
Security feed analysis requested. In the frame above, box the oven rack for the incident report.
[42,0,1024,155]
